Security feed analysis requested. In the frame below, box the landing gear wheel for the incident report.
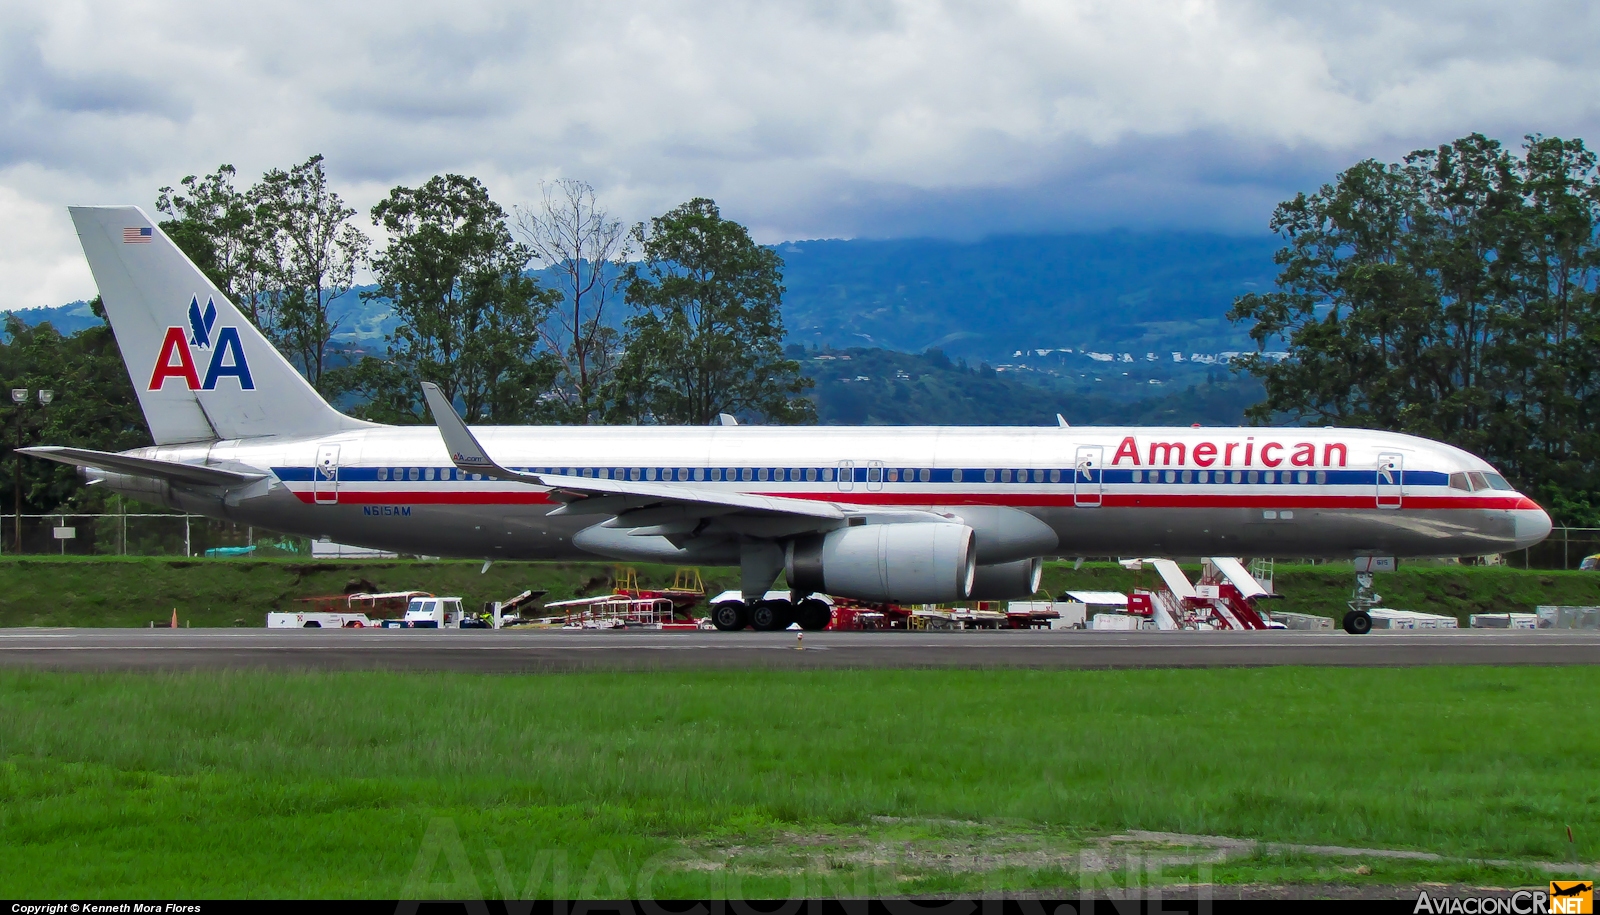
[1342,610,1372,635]
[749,599,794,632]
[795,598,832,631]
[711,601,748,631]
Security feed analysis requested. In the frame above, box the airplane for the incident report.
[23,206,1553,633]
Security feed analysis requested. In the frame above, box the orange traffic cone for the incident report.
[170,608,178,629]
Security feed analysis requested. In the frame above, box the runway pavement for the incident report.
[0,627,1596,672]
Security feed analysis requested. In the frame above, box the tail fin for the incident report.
[68,205,369,444]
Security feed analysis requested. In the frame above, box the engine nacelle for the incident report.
[968,557,1043,600]
[786,522,975,603]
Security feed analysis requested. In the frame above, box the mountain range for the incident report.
[12,229,1282,362]
[778,231,1279,358]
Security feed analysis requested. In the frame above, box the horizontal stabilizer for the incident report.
[19,446,266,487]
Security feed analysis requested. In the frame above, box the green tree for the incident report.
[158,157,370,392]
[155,165,261,312]
[250,155,369,392]
[1229,133,1600,523]
[339,175,560,423]
[1,299,150,520]
[612,198,814,425]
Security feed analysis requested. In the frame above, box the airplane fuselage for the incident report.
[118,423,1552,562]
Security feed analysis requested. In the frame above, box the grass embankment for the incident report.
[0,667,1593,897]
[1,556,1594,628]
[0,557,738,628]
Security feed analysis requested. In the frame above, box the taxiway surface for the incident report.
[0,627,1595,672]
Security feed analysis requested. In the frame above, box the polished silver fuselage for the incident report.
[114,424,1553,562]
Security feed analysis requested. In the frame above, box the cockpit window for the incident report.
[1449,472,1470,491]
[1467,472,1488,491]
[1483,472,1514,491]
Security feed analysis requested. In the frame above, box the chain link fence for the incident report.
[0,512,311,558]
[1515,527,1600,570]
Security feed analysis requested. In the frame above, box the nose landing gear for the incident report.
[1341,609,1373,635]
[1343,571,1378,635]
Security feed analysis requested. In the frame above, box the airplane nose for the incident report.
[1511,506,1553,550]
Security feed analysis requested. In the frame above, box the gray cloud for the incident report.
[1,0,1598,309]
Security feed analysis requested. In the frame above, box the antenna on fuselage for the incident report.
[719,413,738,426]
[1056,414,1069,428]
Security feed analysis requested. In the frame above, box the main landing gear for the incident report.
[709,597,832,632]
[711,600,748,631]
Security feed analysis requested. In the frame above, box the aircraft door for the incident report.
[314,444,340,505]
[866,460,884,492]
[1073,445,1103,508]
[1377,453,1403,509]
[837,460,855,492]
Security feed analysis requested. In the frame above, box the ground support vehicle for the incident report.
[529,594,693,629]
[267,611,376,629]
[271,590,433,628]
[379,596,465,628]
[909,607,1008,630]
[1121,557,1287,631]
[613,567,708,619]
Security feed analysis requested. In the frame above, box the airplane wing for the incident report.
[19,446,267,487]
[421,383,845,522]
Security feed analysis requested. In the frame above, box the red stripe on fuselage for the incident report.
[289,488,1538,511]
[297,490,557,505]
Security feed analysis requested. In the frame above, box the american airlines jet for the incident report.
[25,207,1552,631]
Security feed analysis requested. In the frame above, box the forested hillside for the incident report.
[805,348,1263,426]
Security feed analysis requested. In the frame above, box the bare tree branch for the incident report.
[513,179,633,423]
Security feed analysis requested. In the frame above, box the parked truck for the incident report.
[379,596,465,628]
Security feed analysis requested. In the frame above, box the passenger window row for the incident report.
[369,466,1334,485]
[378,467,483,482]
[1130,469,1327,485]
[364,466,1482,488]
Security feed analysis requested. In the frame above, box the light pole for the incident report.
[11,388,53,554]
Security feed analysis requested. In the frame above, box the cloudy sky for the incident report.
[2,0,1597,310]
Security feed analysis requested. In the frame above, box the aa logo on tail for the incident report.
[148,296,255,391]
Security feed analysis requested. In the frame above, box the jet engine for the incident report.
[786,522,976,603]
[967,557,1043,600]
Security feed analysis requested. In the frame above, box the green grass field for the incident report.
[0,556,1595,628]
[0,667,1594,897]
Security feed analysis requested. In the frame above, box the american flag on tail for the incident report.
[123,227,152,244]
